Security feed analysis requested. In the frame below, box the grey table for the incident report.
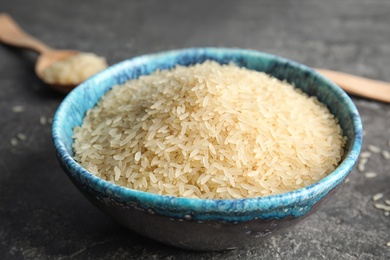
[1,0,389,259]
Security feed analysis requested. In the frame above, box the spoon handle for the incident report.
[0,13,52,54]
[316,68,390,103]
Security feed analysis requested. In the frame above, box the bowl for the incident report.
[52,47,362,251]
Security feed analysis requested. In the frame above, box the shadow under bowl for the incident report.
[52,47,362,251]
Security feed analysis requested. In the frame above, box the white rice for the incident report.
[12,105,25,113]
[73,61,346,199]
[368,145,381,154]
[372,193,384,201]
[10,138,18,147]
[40,115,47,125]
[360,151,371,158]
[42,52,107,85]
[17,133,27,141]
[374,203,390,212]
[365,172,377,178]
[381,150,390,160]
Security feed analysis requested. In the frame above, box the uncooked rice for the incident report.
[42,52,107,85]
[17,133,27,141]
[365,172,377,178]
[374,203,390,211]
[381,150,390,160]
[368,145,381,153]
[73,61,346,199]
[358,164,365,172]
[360,151,371,158]
[372,193,384,201]
[358,156,368,172]
[10,138,18,147]
[12,105,24,113]
[40,115,47,125]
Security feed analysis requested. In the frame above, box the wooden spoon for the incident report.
[315,68,390,103]
[0,13,78,93]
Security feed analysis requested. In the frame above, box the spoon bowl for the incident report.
[36,50,79,93]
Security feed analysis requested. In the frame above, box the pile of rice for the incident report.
[73,61,346,199]
[42,52,107,85]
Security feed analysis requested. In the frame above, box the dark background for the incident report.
[1,0,389,259]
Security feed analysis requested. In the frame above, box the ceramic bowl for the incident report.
[52,48,362,251]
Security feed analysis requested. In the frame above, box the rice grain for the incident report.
[368,145,381,153]
[73,61,346,199]
[365,172,377,178]
[12,105,25,113]
[381,150,390,160]
[360,151,371,158]
[17,133,27,141]
[10,138,18,146]
[372,193,384,201]
[374,203,390,211]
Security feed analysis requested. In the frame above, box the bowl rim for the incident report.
[52,47,362,220]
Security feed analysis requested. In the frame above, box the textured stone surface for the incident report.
[0,0,389,259]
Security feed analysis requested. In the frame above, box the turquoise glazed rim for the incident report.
[52,47,362,223]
